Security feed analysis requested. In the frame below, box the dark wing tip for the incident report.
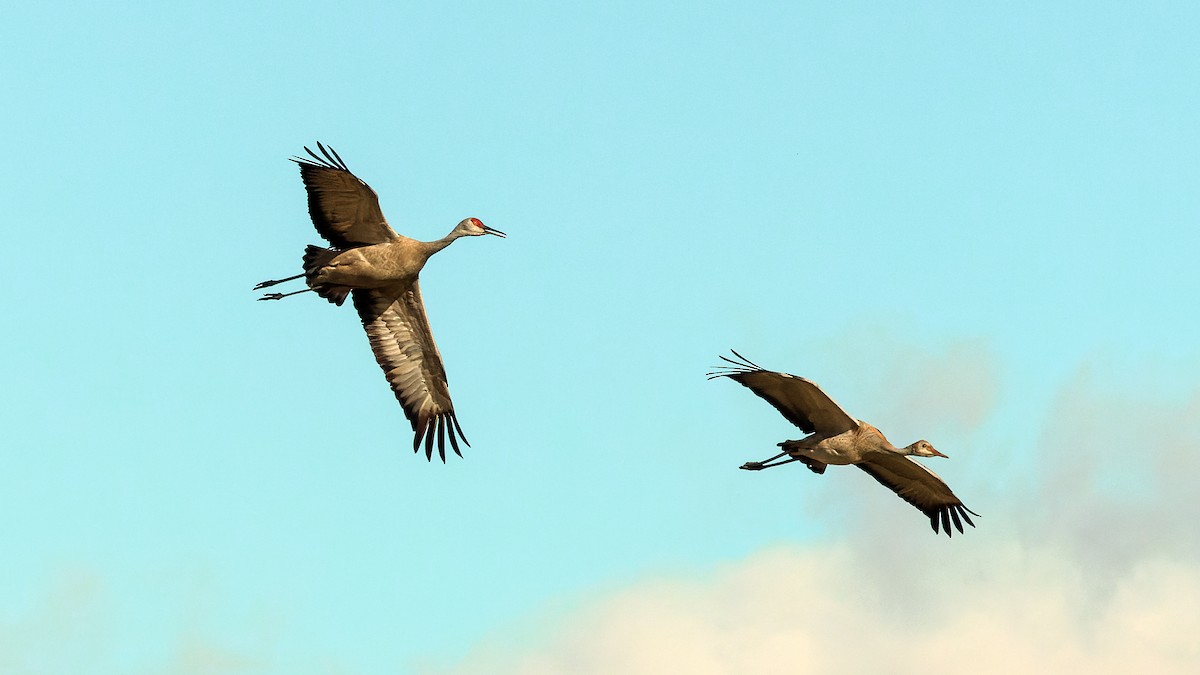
[290,142,352,172]
[950,507,964,533]
[450,411,470,449]
[728,349,766,369]
[959,507,977,528]
[324,143,351,171]
[424,420,436,461]
[410,413,467,462]
[706,349,766,379]
[447,417,463,458]
[955,504,978,529]
[412,417,427,454]
[929,504,978,537]
[437,416,447,463]
[304,144,325,164]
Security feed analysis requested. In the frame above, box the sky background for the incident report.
[3,1,1199,673]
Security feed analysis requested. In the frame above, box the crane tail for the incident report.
[301,245,351,305]
[302,245,337,274]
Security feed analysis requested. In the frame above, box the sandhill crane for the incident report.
[709,351,978,536]
[256,143,505,462]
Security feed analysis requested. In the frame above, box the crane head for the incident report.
[909,440,948,458]
[456,217,507,238]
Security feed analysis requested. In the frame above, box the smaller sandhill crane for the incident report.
[256,143,505,462]
[709,351,978,536]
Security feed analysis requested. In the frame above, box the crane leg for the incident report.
[740,452,801,470]
[254,274,305,290]
[258,288,314,301]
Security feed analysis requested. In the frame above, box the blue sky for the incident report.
[3,2,1198,673]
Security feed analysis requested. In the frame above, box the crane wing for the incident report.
[352,282,469,462]
[707,351,858,435]
[291,143,400,248]
[855,453,979,536]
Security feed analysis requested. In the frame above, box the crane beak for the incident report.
[482,225,507,238]
[932,449,949,458]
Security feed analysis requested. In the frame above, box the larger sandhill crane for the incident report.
[256,143,505,462]
[709,351,978,536]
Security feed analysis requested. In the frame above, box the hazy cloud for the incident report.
[1030,365,1200,568]
[810,326,1000,438]
[0,572,276,675]
[0,570,107,675]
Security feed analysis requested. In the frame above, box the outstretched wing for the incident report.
[856,453,979,537]
[291,142,400,247]
[707,350,858,436]
[352,282,469,461]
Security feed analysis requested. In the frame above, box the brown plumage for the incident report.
[256,143,505,461]
[709,351,979,536]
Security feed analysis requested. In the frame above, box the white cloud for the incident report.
[428,544,1200,675]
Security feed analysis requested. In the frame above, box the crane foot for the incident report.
[740,461,765,471]
[253,280,279,290]
[257,293,285,301]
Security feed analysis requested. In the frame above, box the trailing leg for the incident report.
[258,288,315,301]
[740,451,801,470]
[254,273,304,290]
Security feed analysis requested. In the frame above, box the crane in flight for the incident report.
[256,143,505,462]
[709,351,978,536]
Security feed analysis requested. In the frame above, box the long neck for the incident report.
[420,231,463,259]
